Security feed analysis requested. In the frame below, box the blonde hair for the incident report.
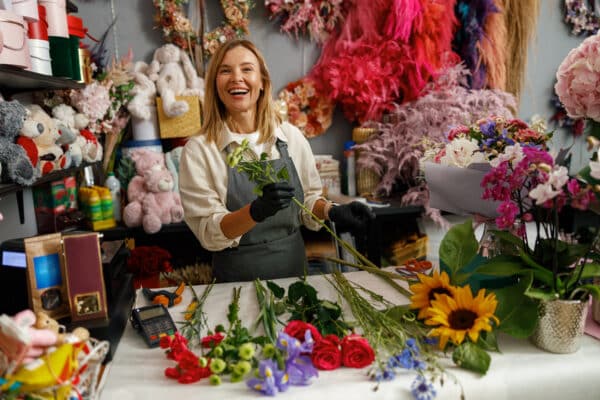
[202,39,281,144]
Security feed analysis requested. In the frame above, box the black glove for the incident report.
[249,182,295,222]
[328,201,375,231]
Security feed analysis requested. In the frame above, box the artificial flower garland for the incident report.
[278,77,334,138]
[265,0,347,44]
[153,0,253,56]
[564,0,599,36]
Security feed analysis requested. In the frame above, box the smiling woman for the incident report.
[177,39,374,283]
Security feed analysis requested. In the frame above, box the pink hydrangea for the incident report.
[555,33,600,122]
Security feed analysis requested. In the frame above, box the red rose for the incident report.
[178,350,200,370]
[284,320,323,343]
[341,334,375,368]
[164,367,181,379]
[311,334,342,370]
[201,332,225,348]
[159,335,172,349]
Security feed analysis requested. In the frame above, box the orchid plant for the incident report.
[474,143,600,301]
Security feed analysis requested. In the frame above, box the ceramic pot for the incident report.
[531,298,588,354]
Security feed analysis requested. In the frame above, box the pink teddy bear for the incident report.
[123,149,184,234]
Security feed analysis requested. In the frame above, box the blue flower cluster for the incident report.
[371,338,437,400]
[247,330,318,396]
[479,120,515,153]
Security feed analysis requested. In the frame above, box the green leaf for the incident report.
[493,272,538,338]
[287,281,306,303]
[525,287,559,300]
[489,230,525,250]
[383,305,412,322]
[579,263,600,280]
[452,342,491,374]
[472,255,525,277]
[439,219,478,282]
[477,330,500,352]
[266,281,285,299]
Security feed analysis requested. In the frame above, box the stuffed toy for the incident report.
[0,100,38,185]
[123,149,184,234]
[52,103,90,166]
[147,44,204,118]
[23,105,67,175]
[54,121,77,168]
[165,146,184,193]
[34,311,89,345]
[127,61,157,120]
[12,310,57,362]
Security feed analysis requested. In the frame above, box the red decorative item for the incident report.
[27,5,48,40]
[161,332,211,384]
[201,332,225,349]
[127,246,173,288]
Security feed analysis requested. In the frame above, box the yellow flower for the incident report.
[184,301,198,321]
[409,270,456,319]
[425,286,500,350]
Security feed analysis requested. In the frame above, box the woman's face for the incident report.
[216,46,263,120]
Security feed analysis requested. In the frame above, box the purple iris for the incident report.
[246,359,289,396]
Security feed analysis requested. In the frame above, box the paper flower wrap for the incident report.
[423,161,499,218]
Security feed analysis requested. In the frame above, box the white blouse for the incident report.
[179,121,325,251]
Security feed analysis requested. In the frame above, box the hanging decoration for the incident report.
[452,0,500,90]
[203,0,253,56]
[564,0,599,36]
[277,77,334,138]
[153,0,253,59]
[265,0,348,44]
[503,0,540,103]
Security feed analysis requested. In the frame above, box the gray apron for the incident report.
[212,139,307,282]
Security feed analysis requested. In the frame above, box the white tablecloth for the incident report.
[99,270,600,400]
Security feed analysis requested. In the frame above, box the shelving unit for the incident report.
[0,66,87,223]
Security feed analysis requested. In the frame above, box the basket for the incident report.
[352,126,381,198]
[156,96,202,139]
[76,338,110,400]
[389,234,428,266]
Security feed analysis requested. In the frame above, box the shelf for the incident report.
[0,162,98,224]
[0,65,84,94]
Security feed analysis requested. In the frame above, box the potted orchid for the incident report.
[465,142,600,353]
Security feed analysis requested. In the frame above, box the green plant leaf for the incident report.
[439,219,478,282]
[266,281,285,299]
[489,230,525,250]
[524,287,558,300]
[493,272,538,338]
[472,255,525,276]
[477,330,500,352]
[572,284,600,300]
[287,281,306,303]
[579,263,600,280]
[452,341,491,374]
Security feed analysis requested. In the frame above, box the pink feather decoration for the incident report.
[353,64,516,202]
[383,0,423,42]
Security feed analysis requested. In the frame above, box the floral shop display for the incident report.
[422,115,552,218]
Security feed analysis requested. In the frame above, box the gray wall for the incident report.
[0,0,589,242]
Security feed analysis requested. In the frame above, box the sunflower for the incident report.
[425,286,500,350]
[409,270,457,319]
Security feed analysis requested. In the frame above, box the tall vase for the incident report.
[531,299,588,354]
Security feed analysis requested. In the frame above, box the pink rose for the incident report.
[341,334,375,368]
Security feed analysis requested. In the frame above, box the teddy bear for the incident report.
[123,149,184,234]
[0,100,38,185]
[127,61,158,121]
[147,44,204,118]
[22,105,68,175]
[52,103,89,167]
[34,311,90,345]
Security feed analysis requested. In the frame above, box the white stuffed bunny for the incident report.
[127,61,157,121]
[147,44,204,118]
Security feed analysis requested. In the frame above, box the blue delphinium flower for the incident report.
[411,375,437,400]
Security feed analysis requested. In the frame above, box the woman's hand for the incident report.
[328,201,375,231]
[249,182,295,222]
